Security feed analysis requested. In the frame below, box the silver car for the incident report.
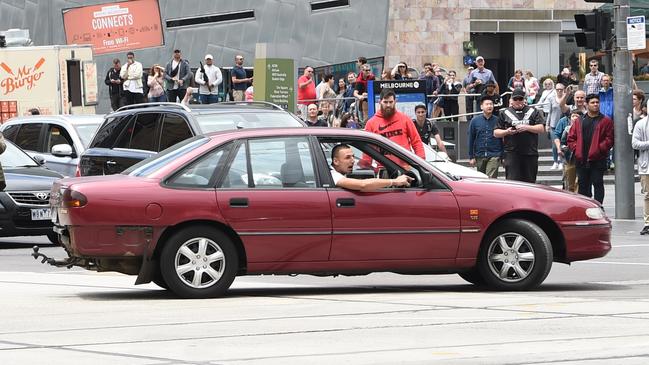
[0,115,103,177]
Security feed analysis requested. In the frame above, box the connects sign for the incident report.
[91,5,134,30]
[0,58,46,95]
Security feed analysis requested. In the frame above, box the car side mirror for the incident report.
[51,144,73,157]
[421,170,436,189]
[32,154,46,165]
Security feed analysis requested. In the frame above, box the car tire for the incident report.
[47,233,61,246]
[160,226,238,299]
[458,269,485,286]
[477,219,552,290]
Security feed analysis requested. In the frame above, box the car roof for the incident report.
[206,127,382,142]
[106,101,288,118]
[4,115,104,125]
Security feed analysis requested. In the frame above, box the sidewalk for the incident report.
[601,181,644,221]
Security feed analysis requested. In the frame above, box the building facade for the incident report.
[0,0,596,113]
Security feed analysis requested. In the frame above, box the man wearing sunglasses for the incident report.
[493,88,546,183]
[583,60,604,96]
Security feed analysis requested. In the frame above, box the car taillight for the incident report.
[62,189,87,208]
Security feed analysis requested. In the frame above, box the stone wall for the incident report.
[385,0,595,75]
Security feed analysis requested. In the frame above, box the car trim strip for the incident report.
[461,228,481,233]
[560,222,611,228]
[334,229,460,235]
[238,229,462,236]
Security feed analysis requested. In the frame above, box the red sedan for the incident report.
[43,128,611,298]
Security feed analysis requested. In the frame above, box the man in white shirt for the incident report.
[330,144,412,191]
[195,54,223,104]
[119,52,144,105]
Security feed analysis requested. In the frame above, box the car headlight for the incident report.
[586,207,606,220]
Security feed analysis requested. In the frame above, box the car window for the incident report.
[220,142,249,188]
[14,123,42,152]
[194,112,303,133]
[318,138,443,189]
[159,114,193,151]
[46,125,75,153]
[125,136,209,177]
[73,123,101,148]
[220,137,315,189]
[166,145,229,188]
[92,115,132,148]
[0,141,39,167]
[127,113,159,151]
[2,124,20,141]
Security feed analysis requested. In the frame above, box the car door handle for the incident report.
[336,198,355,208]
[229,197,248,208]
[105,160,117,165]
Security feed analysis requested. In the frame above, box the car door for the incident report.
[43,123,77,176]
[320,138,461,261]
[216,136,332,263]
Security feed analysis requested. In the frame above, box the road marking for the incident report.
[578,261,649,266]
[613,244,649,248]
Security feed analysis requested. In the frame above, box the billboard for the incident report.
[63,0,164,55]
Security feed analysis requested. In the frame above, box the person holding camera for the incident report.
[104,58,124,111]
[147,64,167,102]
[119,52,144,105]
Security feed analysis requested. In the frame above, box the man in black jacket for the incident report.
[104,58,123,111]
[494,88,546,183]
[164,50,192,103]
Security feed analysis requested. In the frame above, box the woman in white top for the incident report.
[537,78,555,116]
[524,70,540,104]
[546,83,567,170]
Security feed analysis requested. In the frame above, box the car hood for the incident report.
[429,160,488,178]
[4,167,63,191]
[461,177,599,205]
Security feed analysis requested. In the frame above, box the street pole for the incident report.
[613,0,635,219]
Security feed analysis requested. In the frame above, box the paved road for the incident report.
[1,185,648,364]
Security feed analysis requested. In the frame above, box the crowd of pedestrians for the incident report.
[104,49,253,110]
[104,50,645,207]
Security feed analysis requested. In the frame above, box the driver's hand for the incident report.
[394,174,413,187]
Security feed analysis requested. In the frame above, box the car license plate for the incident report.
[31,208,52,221]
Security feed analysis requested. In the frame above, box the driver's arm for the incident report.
[336,175,412,192]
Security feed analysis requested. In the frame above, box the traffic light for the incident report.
[574,10,612,51]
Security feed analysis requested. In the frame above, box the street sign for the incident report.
[626,15,646,51]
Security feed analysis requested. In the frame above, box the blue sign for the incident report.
[367,80,428,120]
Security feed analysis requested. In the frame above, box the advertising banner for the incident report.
[82,61,98,105]
[63,0,164,55]
[368,80,427,119]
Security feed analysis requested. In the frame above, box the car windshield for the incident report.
[194,112,303,133]
[0,141,39,168]
[73,123,102,148]
[424,144,446,162]
[124,136,209,177]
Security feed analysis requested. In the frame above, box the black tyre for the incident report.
[160,226,238,299]
[458,268,485,286]
[47,233,61,246]
[477,219,553,290]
